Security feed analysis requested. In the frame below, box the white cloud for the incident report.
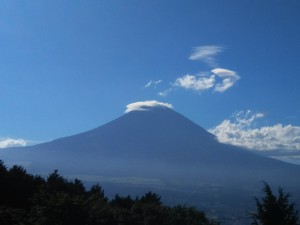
[145,81,153,88]
[0,138,27,148]
[214,78,235,92]
[189,45,223,67]
[144,80,162,88]
[158,88,172,97]
[173,68,239,93]
[211,68,237,77]
[212,68,240,93]
[174,74,216,91]
[209,111,300,151]
[143,46,239,96]
[125,100,173,113]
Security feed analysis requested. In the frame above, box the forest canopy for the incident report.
[0,160,218,225]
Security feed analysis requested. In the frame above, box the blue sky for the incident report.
[1,1,300,162]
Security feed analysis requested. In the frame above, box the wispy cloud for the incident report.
[209,110,300,151]
[125,100,173,113]
[173,68,239,93]
[211,68,240,92]
[158,88,172,97]
[144,80,162,88]
[0,138,27,148]
[189,45,224,67]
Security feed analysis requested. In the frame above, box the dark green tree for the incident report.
[168,205,220,225]
[0,160,7,174]
[85,184,113,225]
[29,191,87,225]
[139,191,162,205]
[251,183,299,225]
[28,170,88,225]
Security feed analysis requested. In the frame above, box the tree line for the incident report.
[0,160,218,225]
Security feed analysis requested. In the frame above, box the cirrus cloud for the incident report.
[189,45,224,67]
[144,80,162,88]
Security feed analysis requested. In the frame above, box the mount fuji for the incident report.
[1,101,300,222]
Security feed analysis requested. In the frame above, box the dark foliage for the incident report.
[0,160,217,225]
[251,182,299,225]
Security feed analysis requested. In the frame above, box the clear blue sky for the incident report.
[1,1,300,157]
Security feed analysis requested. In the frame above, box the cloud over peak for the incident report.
[125,100,173,113]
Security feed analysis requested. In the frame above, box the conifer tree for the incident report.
[251,183,299,225]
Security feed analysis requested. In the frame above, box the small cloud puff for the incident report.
[125,100,173,113]
[158,88,173,97]
[174,74,215,91]
[0,138,27,148]
[209,110,300,151]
